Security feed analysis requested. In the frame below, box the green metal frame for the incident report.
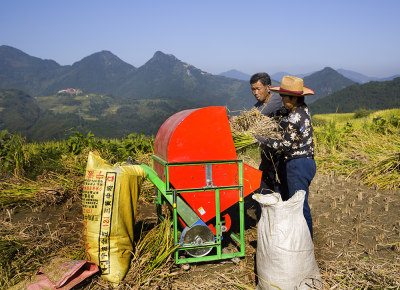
[141,156,246,264]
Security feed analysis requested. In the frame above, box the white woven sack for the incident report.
[253,190,322,289]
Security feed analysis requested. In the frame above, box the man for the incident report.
[250,73,282,116]
[249,73,286,196]
[254,75,316,237]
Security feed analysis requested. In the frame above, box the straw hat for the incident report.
[270,75,314,96]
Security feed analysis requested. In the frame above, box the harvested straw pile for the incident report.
[121,216,178,288]
[362,152,400,190]
[230,109,281,150]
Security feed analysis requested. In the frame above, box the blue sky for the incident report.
[1,0,399,77]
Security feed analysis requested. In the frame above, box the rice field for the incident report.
[313,108,400,190]
[0,108,399,289]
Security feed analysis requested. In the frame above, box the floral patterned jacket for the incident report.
[260,104,314,161]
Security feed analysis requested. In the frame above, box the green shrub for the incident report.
[24,141,66,179]
[370,116,400,134]
[66,131,101,155]
[0,130,29,176]
[353,109,372,119]
[389,116,400,127]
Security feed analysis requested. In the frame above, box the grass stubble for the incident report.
[310,173,400,289]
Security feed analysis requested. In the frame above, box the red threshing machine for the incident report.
[140,106,261,264]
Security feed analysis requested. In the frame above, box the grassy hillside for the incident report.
[309,77,400,114]
[33,93,200,139]
[0,89,40,133]
[0,89,200,140]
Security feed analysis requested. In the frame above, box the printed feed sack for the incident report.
[82,152,146,283]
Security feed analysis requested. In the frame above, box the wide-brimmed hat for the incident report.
[270,75,314,96]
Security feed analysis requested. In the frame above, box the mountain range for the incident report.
[270,72,314,82]
[220,67,358,104]
[336,69,400,84]
[0,45,399,140]
[218,70,309,83]
[0,45,254,110]
[220,68,400,85]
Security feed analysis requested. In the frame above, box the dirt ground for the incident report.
[161,172,400,289]
[2,172,400,289]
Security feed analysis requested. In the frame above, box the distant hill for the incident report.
[220,70,280,86]
[271,71,314,83]
[304,67,356,104]
[0,45,137,97]
[44,50,137,96]
[219,69,251,81]
[336,68,400,84]
[336,69,376,84]
[378,74,400,81]
[309,77,400,114]
[0,88,40,133]
[0,45,61,96]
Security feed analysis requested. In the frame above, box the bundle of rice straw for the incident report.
[230,108,281,150]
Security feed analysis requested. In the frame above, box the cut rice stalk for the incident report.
[231,130,257,150]
[230,108,282,150]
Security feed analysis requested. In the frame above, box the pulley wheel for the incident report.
[182,225,214,257]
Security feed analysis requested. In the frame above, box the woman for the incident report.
[254,75,316,238]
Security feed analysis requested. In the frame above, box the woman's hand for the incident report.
[254,135,267,144]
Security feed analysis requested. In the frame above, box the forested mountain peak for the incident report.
[304,67,356,103]
[0,45,59,69]
[71,50,136,71]
[140,50,205,74]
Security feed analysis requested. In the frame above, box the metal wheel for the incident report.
[182,225,215,257]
